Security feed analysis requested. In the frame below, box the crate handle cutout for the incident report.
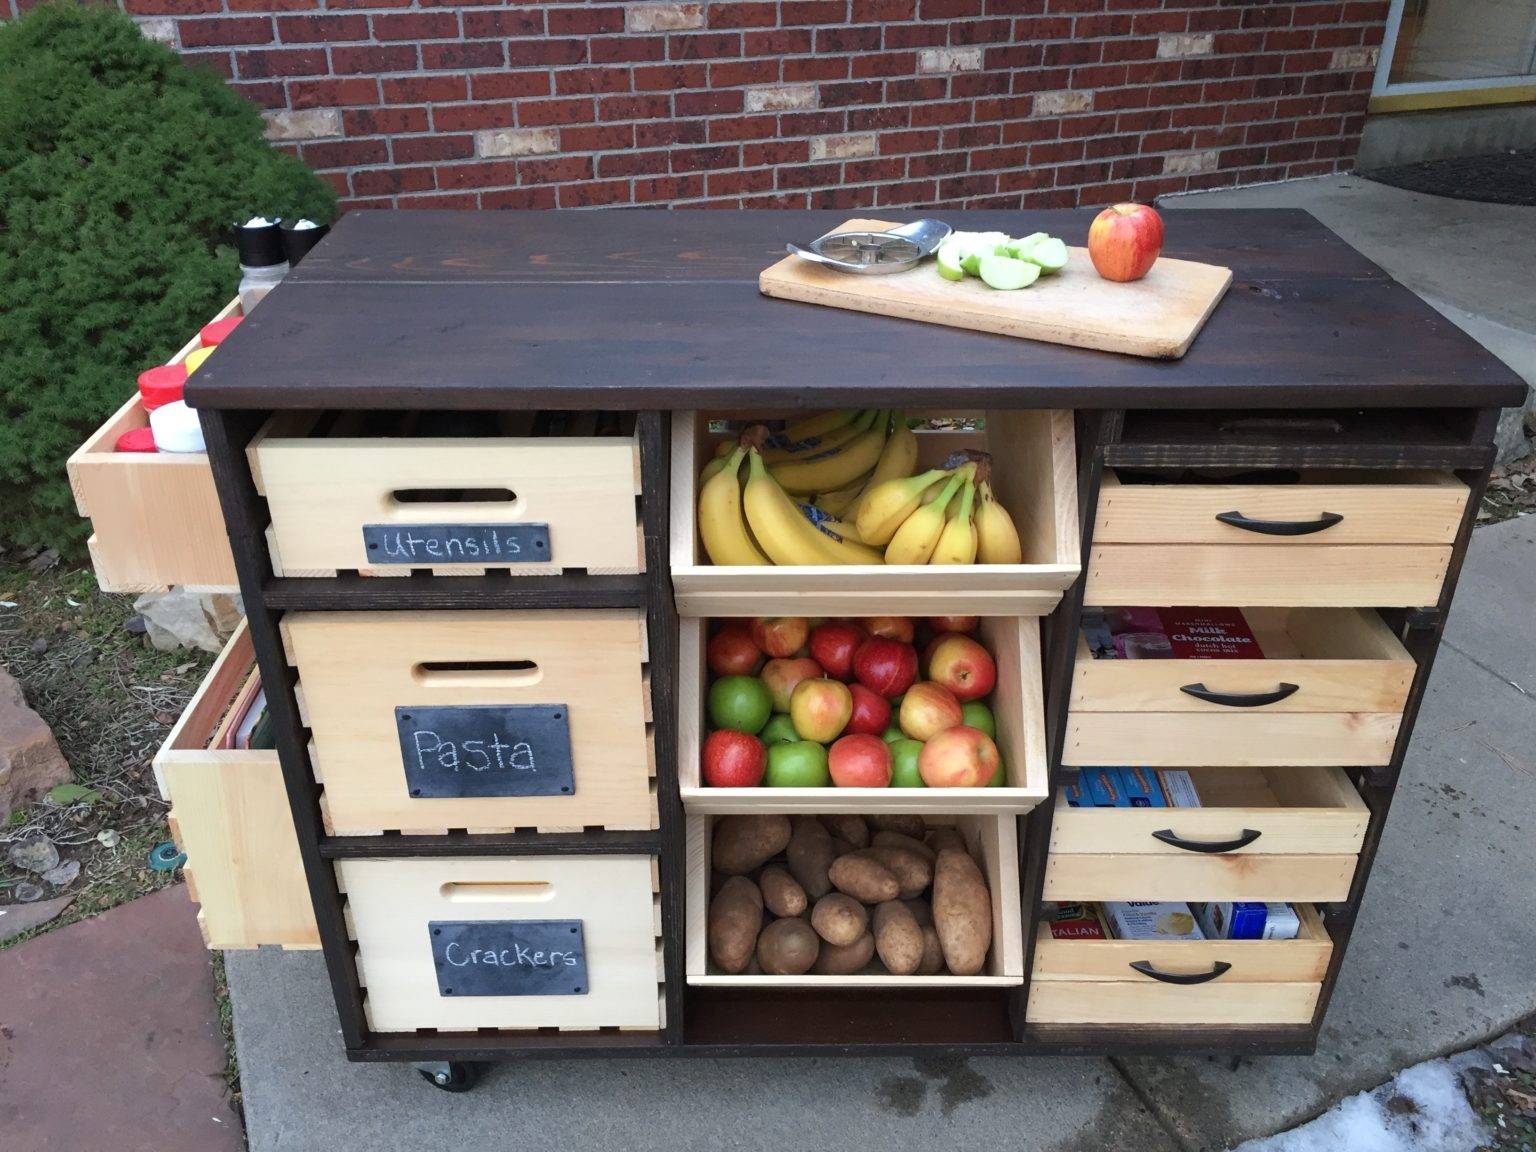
[412,660,543,689]
[392,487,516,505]
[439,881,555,904]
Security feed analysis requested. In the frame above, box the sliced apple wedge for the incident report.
[935,243,966,281]
[1025,236,1069,273]
[977,253,1041,290]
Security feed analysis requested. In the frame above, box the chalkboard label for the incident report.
[395,705,574,799]
[430,920,588,997]
[362,523,551,565]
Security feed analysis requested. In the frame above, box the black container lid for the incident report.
[280,219,330,265]
[236,217,287,268]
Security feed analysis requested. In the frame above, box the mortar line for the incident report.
[1106,1055,1200,1152]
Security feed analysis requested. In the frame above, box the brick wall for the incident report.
[9,0,1388,210]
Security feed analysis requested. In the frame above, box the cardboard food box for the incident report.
[1105,901,1206,941]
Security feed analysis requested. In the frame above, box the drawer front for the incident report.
[1094,471,1467,545]
[339,856,662,1033]
[1064,710,1402,767]
[1042,852,1357,902]
[285,610,655,836]
[255,433,641,576]
[1027,979,1321,1025]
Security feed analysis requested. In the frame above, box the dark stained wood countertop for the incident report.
[186,209,1528,412]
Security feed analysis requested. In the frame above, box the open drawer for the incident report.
[153,620,317,950]
[670,410,1079,616]
[67,299,241,592]
[1027,903,1331,1025]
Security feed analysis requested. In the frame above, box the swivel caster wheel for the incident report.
[414,1061,481,1093]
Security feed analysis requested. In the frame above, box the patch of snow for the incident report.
[1231,1057,1489,1152]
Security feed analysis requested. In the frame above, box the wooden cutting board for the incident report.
[759,218,1233,360]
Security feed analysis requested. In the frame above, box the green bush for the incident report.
[0,2,334,555]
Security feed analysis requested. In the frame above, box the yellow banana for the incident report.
[698,448,770,566]
[813,473,873,518]
[782,408,859,444]
[744,450,883,565]
[845,412,919,526]
[697,451,732,489]
[855,467,951,546]
[769,412,889,495]
[885,469,967,565]
[975,480,1024,564]
[930,477,977,565]
[795,503,868,545]
[762,409,874,463]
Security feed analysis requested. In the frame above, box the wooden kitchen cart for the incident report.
[111,209,1525,1079]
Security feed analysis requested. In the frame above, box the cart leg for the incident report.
[413,1061,481,1092]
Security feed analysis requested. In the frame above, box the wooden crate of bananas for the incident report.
[669,409,1081,617]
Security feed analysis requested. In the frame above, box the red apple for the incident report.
[761,656,824,713]
[927,615,978,635]
[845,683,892,736]
[865,616,915,643]
[828,733,893,788]
[707,624,763,677]
[750,616,810,659]
[809,621,864,681]
[927,634,997,702]
[918,725,1000,788]
[1087,202,1164,283]
[900,681,964,740]
[790,678,853,743]
[702,729,766,788]
[853,636,919,697]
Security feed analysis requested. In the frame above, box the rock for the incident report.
[0,672,72,823]
[29,637,47,655]
[0,895,73,943]
[133,589,244,654]
[8,834,59,875]
[43,859,81,888]
[122,615,147,635]
[14,882,44,903]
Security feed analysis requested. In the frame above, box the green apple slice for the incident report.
[1004,232,1048,259]
[960,252,983,276]
[935,243,966,281]
[1025,236,1069,273]
[978,254,1041,290]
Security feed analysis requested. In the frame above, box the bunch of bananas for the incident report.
[696,410,1025,568]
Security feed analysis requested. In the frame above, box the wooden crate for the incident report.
[249,412,642,577]
[283,610,657,836]
[1027,904,1331,1025]
[685,813,1024,987]
[678,616,1049,814]
[67,299,241,592]
[338,855,663,1033]
[153,620,318,950]
[1085,468,1466,608]
[669,410,1079,616]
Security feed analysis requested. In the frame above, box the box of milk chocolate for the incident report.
[1156,608,1263,660]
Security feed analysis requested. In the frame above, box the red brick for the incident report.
[290,77,379,108]
[671,143,743,171]
[399,193,478,209]
[820,80,883,106]
[371,11,459,39]
[911,100,975,127]
[950,18,1012,43]
[634,64,708,90]
[600,94,673,120]
[432,102,519,132]
[424,41,505,69]
[224,0,318,11]
[636,119,706,145]
[232,80,286,108]
[590,35,666,63]
[777,160,841,187]
[848,104,911,130]
[302,137,388,167]
[472,71,552,100]
[392,133,473,162]
[710,1,778,26]
[817,24,881,52]
[908,150,966,176]
[676,89,745,115]
[178,15,273,47]
[275,14,366,42]
[599,149,670,176]
[462,9,544,36]
[707,113,779,141]
[331,44,418,73]
[781,0,849,23]
[352,165,436,195]
[556,67,632,95]
[384,74,467,102]
[343,105,428,135]
[746,28,813,54]
[882,21,948,47]
[519,154,594,183]
[669,32,743,59]
[559,179,633,207]
[125,0,219,15]
[548,6,626,34]
[437,159,521,189]
[783,55,847,81]
[234,47,326,77]
[851,51,916,78]
[634,174,705,201]
[481,187,559,209]
[518,97,596,126]
[710,58,779,86]
[744,138,809,165]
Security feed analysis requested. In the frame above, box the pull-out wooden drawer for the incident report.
[1043,766,1367,903]
[339,856,663,1033]
[153,620,317,950]
[1065,608,1414,767]
[250,412,642,578]
[283,610,656,836]
[1027,904,1331,1025]
[1086,469,1467,607]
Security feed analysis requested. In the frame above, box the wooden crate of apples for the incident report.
[702,616,1002,790]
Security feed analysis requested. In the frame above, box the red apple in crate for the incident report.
[790,678,853,743]
[845,683,892,736]
[750,616,810,658]
[853,636,919,697]
[809,621,864,681]
[927,615,978,635]
[828,733,893,788]
[1087,202,1164,283]
[866,616,915,643]
[927,634,998,702]
[707,624,763,677]
[761,656,824,713]
[918,725,1000,788]
[900,681,964,741]
[702,729,766,788]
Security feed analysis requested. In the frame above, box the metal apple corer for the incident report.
[786,219,952,275]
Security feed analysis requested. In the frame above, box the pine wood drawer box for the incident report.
[685,813,1023,987]
[1064,608,1414,767]
[249,411,642,578]
[669,410,1079,617]
[67,299,241,593]
[677,615,1049,815]
[1026,904,1331,1025]
[153,620,317,950]
[338,855,663,1033]
[1084,469,1467,608]
[282,610,656,836]
[1043,766,1368,903]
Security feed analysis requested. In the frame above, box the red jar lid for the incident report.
[137,363,188,410]
[200,315,243,347]
[115,426,157,453]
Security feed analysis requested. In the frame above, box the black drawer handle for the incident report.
[1130,960,1233,985]
[1180,682,1299,708]
[1151,828,1263,853]
[1215,510,1343,536]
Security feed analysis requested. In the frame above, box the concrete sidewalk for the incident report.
[227,515,1536,1152]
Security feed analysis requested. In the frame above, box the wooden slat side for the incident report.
[1042,852,1358,902]
[1026,980,1320,1025]
[1063,711,1402,767]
